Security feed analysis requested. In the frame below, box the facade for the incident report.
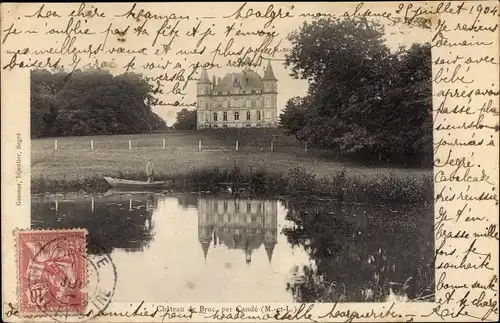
[197,198,278,264]
[196,60,278,129]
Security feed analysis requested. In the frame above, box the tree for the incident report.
[279,96,308,140]
[30,69,167,138]
[173,109,197,130]
[281,17,432,165]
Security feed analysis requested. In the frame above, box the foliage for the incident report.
[32,163,433,204]
[278,97,308,140]
[281,17,432,166]
[173,109,197,130]
[30,69,167,138]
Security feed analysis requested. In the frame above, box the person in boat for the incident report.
[146,158,155,182]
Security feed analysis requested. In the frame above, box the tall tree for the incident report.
[30,69,167,138]
[173,109,197,130]
[282,17,432,165]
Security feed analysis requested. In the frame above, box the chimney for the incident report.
[218,77,221,85]
[212,75,216,88]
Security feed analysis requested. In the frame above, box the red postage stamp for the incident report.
[17,229,88,316]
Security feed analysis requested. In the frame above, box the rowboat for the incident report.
[103,176,172,190]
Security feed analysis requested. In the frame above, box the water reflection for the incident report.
[198,198,277,265]
[32,193,155,254]
[31,193,433,303]
[282,197,435,303]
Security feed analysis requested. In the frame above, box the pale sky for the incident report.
[1,2,431,125]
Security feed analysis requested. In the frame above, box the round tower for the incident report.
[196,68,212,129]
[262,60,278,127]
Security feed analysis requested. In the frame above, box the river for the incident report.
[31,191,434,303]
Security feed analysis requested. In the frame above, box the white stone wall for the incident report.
[196,88,278,129]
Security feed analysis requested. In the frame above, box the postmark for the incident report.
[16,229,117,321]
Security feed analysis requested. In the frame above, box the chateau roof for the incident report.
[214,70,264,92]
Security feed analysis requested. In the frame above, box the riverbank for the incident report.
[32,166,433,203]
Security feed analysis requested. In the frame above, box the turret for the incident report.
[197,68,212,96]
[264,240,276,264]
[263,202,278,263]
[262,60,277,92]
[196,69,212,129]
[262,60,278,127]
[198,225,213,263]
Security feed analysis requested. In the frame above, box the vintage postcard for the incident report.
[1,1,499,322]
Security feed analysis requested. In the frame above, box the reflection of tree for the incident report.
[31,194,156,255]
[283,197,434,302]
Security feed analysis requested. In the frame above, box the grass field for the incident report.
[32,129,429,179]
[32,129,433,200]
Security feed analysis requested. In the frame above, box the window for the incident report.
[223,124,228,128]
[251,90,256,94]
[205,87,210,95]
[223,112,227,121]
[200,100,204,109]
[246,111,251,121]
[235,202,240,211]
[257,203,262,212]
[265,97,270,107]
[212,101,216,108]
[247,203,251,212]
[246,99,251,107]
[246,124,251,128]
[257,123,261,127]
[223,202,228,211]
[265,110,271,119]
[223,100,228,108]
[213,124,218,128]
[200,112,204,120]
[234,112,239,121]
[251,99,256,107]
[205,114,209,122]
[213,112,218,121]
[265,84,269,91]
[214,202,218,211]
[256,99,261,107]
[257,111,261,120]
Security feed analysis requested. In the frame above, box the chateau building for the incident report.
[196,60,278,129]
[197,198,278,264]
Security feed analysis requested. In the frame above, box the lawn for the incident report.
[31,129,431,183]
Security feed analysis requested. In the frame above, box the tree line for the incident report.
[31,69,167,138]
[279,17,432,166]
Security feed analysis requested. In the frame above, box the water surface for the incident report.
[31,192,434,303]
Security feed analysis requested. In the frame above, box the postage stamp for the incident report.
[16,229,118,321]
[17,229,87,316]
